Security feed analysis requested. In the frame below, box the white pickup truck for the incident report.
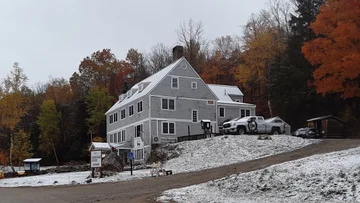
[222,116,285,135]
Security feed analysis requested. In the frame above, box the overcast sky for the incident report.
[0,0,269,86]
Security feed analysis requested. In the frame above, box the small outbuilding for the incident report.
[23,158,42,172]
[307,115,345,138]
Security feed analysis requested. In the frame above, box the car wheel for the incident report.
[271,129,280,135]
[237,127,245,135]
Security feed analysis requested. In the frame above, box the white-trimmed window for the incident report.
[246,109,250,117]
[129,105,134,116]
[162,122,175,135]
[171,77,179,89]
[135,149,144,160]
[161,98,175,110]
[121,130,125,142]
[110,115,113,124]
[191,82,197,89]
[207,100,215,105]
[135,124,143,137]
[109,134,114,143]
[114,113,118,122]
[138,84,144,92]
[192,109,198,123]
[114,132,118,143]
[137,101,143,113]
[121,109,126,119]
[219,107,225,118]
[117,132,121,143]
[240,109,245,118]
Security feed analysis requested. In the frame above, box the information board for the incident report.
[91,151,102,168]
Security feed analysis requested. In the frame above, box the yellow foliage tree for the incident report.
[12,130,33,166]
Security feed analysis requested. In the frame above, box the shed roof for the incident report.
[106,58,183,114]
[89,142,111,151]
[23,158,42,162]
[307,115,345,123]
[265,116,290,126]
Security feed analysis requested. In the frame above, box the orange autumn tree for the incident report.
[302,0,360,98]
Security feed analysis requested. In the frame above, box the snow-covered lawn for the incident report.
[158,146,360,203]
[164,135,319,173]
[0,135,319,187]
[0,169,150,187]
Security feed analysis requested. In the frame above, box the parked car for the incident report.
[292,127,323,138]
[223,116,285,135]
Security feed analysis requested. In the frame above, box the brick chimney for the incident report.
[172,45,184,61]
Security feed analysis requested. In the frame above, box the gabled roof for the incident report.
[106,58,183,114]
[265,116,290,126]
[89,142,111,151]
[307,115,345,123]
[207,84,244,102]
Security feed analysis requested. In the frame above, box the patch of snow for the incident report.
[164,135,319,173]
[0,169,150,187]
[158,146,360,203]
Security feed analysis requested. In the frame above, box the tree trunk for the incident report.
[51,140,60,166]
[10,133,15,173]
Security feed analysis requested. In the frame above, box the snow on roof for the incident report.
[89,142,111,151]
[307,115,345,123]
[106,58,183,114]
[207,84,244,102]
[111,142,132,150]
[265,116,290,126]
[217,100,256,107]
[23,158,42,162]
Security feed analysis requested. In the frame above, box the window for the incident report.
[135,124,143,137]
[246,109,250,117]
[171,77,179,89]
[121,130,125,142]
[117,132,121,143]
[109,134,114,143]
[114,132,118,143]
[138,84,144,92]
[241,109,245,118]
[121,109,126,119]
[135,149,144,160]
[127,90,132,98]
[110,115,113,124]
[191,82,197,89]
[207,100,215,105]
[129,105,134,116]
[181,63,187,69]
[219,107,225,118]
[161,98,175,110]
[192,109,198,123]
[137,101,143,113]
[114,113,118,122]
[162,122,175,134]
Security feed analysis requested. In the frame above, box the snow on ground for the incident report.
[0,169,150,187]
[0,135,319,187]
[158,146,360,203]
[164,135,319,173]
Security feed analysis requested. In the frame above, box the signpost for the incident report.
[129,152,134,176]
[91,151,102,178]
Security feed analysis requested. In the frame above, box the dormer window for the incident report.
[171,77,179,89]
[138,84,144,92]
[127,90,131,98]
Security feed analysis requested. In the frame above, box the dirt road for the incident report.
[1,139,360,203]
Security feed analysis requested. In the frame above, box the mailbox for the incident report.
[201,120,211,130]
